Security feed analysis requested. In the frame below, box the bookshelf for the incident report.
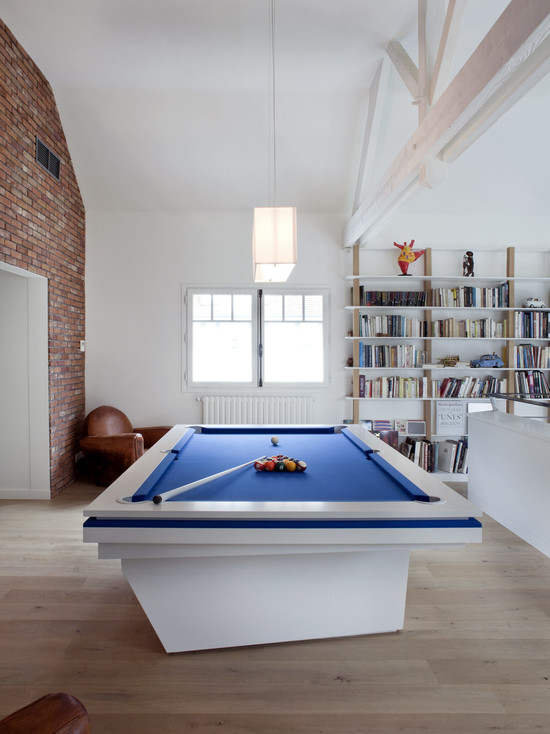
[345,246,550,481]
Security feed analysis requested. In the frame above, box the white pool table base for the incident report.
[121,548,410,653]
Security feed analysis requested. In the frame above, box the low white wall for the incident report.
[469,410,550,558]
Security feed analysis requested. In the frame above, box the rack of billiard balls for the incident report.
[254,455,307,473]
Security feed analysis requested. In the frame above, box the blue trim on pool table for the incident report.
[131,430,194,502]
[341,428,428,501]
[367,453,427,501]
[84,517,481,530]
[196,426,339,435]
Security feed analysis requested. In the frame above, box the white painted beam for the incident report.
[356,175,421,248]
[418,0,448,188]
[353,57,391,213]
[386,40,419,100]
[440,17,550,162]
[344,0,550,248]
[430,0,468,104]
[417,0,428,122]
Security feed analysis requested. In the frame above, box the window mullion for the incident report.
[257,289,264,388]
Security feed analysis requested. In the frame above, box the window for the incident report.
[190,292,254,383]
[262,293,325,383]
[187,288,329,387]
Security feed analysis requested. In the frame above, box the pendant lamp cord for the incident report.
[269,0,277,208]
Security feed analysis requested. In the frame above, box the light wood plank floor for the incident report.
[1,481,550,733]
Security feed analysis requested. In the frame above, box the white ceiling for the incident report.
[0,0,545,217]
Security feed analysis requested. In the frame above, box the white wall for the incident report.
[85,211,353,426]
[86,202,550,430]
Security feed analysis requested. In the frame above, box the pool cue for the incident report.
[152,456,266,504]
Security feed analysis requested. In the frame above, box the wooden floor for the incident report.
[1,482,550,733]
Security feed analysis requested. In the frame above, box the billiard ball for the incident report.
[263,460,275,471]
[275,460,286,471]
[295,460,307,472]
[271,436,279,446]
[285,460,296,472]
[254,460,266,471]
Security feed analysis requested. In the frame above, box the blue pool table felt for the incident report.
[131,426,429,504]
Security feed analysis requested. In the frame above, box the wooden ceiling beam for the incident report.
[344,0,550,248]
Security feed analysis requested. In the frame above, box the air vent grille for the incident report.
[35,137,61,180]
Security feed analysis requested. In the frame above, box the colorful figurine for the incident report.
[463,251,474,277]
[393,240,425,276]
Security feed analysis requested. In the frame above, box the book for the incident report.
[395,418,408,436]
[456,438,468,473]
[373,429,399,450]
[435,400,466,435]
[372,419,393,431]
[399,441,413,460]
[413,438,424,466]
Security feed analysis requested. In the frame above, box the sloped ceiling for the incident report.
[0,0,546,218]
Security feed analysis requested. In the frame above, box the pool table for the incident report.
[83,424,482,652]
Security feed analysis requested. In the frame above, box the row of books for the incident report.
[514,370,550,398]
[358,375,428,398]
[360,420,425,436]
[430,283,509,308]
[436,438,469,474]
[514,311,550,339]
[357,343,426,368]
[359,315,429,337]
[399,437,468,474]
[433,376,506,399]
[431,317,506,338]
[353,284,510,309]
[358,314,511,339]
[513,343,550,369]
[355,289,427,307]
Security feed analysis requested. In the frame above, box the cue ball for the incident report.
[271,436,279,445]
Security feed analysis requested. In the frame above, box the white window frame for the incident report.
[185,286,330,390]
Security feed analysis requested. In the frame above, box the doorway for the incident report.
[0,262,50,498]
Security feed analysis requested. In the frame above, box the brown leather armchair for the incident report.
[80,405,172,485]
[0,693,90,734]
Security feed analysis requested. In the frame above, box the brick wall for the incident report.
[0,20,86,496]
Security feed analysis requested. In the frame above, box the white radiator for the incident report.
[200,396,313,424]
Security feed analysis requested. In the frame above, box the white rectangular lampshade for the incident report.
[253,206,297,282]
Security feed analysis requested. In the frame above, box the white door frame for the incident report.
[0,261,50,499]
